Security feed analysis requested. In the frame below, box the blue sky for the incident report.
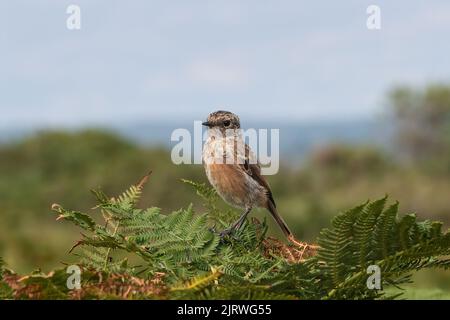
[1,1,450,128]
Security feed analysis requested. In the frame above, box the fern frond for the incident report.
[51,177,450,300]
[171,268,222,292]
[317,197,450,299]
[181,179,217,202]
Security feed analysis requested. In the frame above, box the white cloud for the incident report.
[186,60,249,88]
[1,0,450,126]
[142,57,250,95]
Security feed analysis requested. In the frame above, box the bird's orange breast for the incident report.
[205,164,250,208]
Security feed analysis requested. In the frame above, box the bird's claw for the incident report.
[217,227,241,242]
[219,228,233,238]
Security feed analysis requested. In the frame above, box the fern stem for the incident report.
[103,221,120,270]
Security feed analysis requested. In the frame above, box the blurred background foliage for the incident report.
[0,84,450,294]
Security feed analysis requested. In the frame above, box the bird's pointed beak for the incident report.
[202,121,211,127]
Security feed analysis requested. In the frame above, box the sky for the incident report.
[1,1,450,129]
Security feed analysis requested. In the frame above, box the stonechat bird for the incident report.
[202,110,309,250]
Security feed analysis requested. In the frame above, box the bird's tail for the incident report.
[267,201,292,238]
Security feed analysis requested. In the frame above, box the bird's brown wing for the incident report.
[240,144,292,236]
[239,144,276,208]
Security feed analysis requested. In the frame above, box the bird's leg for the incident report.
[219,207,252,238]
[232,206,252,230]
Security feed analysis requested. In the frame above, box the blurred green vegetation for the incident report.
[0,130,206,272]
[0,84,449,296]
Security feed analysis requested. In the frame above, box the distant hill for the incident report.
[0,119,391,162]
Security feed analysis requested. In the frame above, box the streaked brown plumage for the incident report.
[202,110,292,238]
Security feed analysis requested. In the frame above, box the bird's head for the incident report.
[202,110,241,130]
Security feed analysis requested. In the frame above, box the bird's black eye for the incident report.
[223,120,231,127]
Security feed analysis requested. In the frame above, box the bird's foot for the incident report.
[219,227,234,238]
[217,227,242,242]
